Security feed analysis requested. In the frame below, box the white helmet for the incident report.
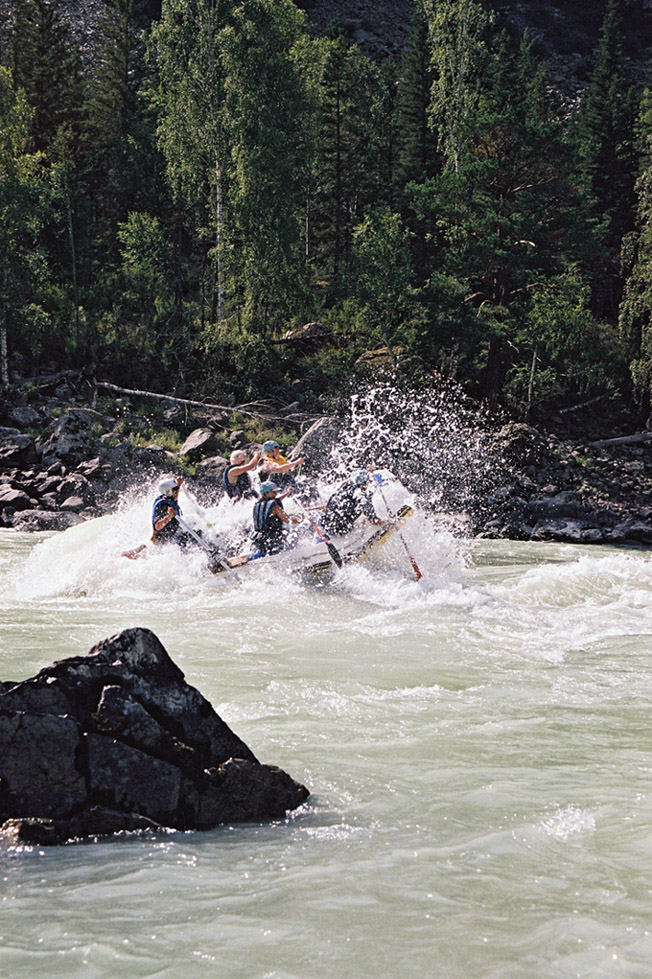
[158,478,178,497]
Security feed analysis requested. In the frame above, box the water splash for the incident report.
[8,381,491,602]
[323,380,497,517]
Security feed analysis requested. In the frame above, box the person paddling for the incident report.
[151,476,197,547]
[257,440,304,492]
[222,449,260,501]
[252,481,303,555]
[320,470,385,536]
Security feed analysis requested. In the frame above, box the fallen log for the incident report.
[588,433,652,449]
[95,381,306,425]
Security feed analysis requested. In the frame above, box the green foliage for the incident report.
[0,0,647,426]
[346,206,417,356]
[504,273,628,415]
[409,29,593,406]
[575,0,637,251]
[308,34,390,295]
[9,0,83,155]
[620,88,652,413]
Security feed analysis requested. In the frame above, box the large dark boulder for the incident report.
[0,628,309,844]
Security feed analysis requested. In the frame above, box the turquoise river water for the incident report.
[0,503,651,979]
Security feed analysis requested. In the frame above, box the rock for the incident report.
[491,422,549,470]
[0,628,309,844]
[57,472,93,503]
[60,496,85,512]
[194,455,228,480]
[0,486,34,512]
[11,509,84,532]
[7,405,41,428]
[180,428,219,460]
[0,431,38,470]
[530,518,604,544]
[36,409,102,466]
[289,417,344,471]
[229,430,247,449]
[526,491,584,519]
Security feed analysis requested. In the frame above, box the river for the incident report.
[1,502,651,978]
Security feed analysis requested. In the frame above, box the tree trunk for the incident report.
[64,178,80,347]
[524,345,537,421]
[215,158,224,324]
[483,335,504,410]
[0,322,8,389]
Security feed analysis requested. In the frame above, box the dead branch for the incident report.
[95,381,302,424]
[588,433,652,448]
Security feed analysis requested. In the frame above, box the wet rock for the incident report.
[11,509,84,532]
[194,455,228,480]
[530,518,604,543]
[0,628,309,844]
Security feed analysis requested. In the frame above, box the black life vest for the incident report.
[223,464,252,501]
[152,494,181,540]
[252,498,285,553]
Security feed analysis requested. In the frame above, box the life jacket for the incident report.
[151,494,181,540]
[324,481,374,534]
[252,498,285,553]
[258,453,296,491]
[222,464,252,501]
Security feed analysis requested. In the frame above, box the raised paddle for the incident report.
[290,498,343,568]
[373,473,422,581]
[176,516,242,582]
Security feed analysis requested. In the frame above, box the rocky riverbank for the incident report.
[2,373,652,547]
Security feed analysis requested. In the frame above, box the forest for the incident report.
[2,0,652,427]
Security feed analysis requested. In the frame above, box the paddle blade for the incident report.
[409,554,422,581]
[326,541,343,568]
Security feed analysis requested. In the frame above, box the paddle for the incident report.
[372,473,422,581]
[290,498,343,568]
[176,515,242,582]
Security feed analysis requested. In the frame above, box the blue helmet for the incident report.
[262,440,280,453]
[260,480,280,495]
[354,470,370,487]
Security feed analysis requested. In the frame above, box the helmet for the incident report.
[260,480,280,495]
[262,440,280,453]
[158,478,179,497]
[353,470,370,487]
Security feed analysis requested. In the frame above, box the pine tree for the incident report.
[576,0,637,253]
[10,0,82,154]
[395,0,440,190]
[411,31,591,408]
[155,0,309,338]
[0,67,54,384]
[308,34,386,297]
[619,88,652,418]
